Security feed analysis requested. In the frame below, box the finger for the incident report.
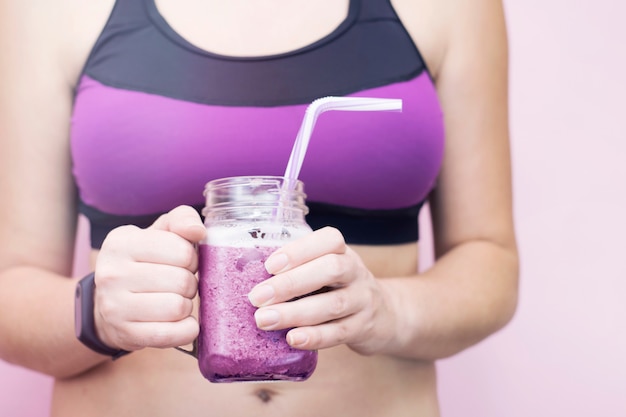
[254,287,358,331]
[123,264,198,299]
[101,226,200,270]
[150,205,206,244]
[285,320,351,351]
[117,317,199,350]
[97,291,194,323]
[248,253,352,307]
[264,227,346,274]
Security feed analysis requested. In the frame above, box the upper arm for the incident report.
[0,2,78,275]
[427,0,516,256]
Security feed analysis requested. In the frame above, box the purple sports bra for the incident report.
[71,0,445,248]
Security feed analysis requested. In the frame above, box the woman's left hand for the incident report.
[248,226,397,355]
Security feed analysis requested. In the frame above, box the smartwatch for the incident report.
[74,272,129,359]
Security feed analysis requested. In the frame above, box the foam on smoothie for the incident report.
[203,221,311,248]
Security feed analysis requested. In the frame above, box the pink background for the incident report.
[1,0,625,415]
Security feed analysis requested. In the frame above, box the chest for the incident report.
[69,0,445,216]
[155,0,444,74]
[154,0,351,57]
[67,0,445,86]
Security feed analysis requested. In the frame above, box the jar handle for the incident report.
[174,339,198,359]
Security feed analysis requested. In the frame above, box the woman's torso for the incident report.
[54,0,447,415]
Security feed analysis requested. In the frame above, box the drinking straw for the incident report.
[283,96,403,188]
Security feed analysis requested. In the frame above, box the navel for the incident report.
[254,388,276,403]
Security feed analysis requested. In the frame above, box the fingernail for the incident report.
[248,285,275,306]
[254,309,280,329]
[287,331,308,347]
[265,253,288,274]
[183,219,205,237]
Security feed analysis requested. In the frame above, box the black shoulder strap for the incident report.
[357,0,399,21]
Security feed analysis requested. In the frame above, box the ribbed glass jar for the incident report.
[197,176,317,383]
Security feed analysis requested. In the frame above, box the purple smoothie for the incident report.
[197,244,318,383]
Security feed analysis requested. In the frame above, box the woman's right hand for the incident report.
[92,205,206,352]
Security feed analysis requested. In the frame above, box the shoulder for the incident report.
[0,0,115,90]
[390,0,507,81]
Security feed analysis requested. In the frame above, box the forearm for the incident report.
[0,266,108,378]
[382,239,519,361]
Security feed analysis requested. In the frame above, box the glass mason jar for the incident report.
[196,176,317,383]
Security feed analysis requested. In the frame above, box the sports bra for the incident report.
[70,0,445,249]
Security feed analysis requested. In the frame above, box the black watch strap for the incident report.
[75,272,129,359]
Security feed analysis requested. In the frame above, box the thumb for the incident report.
[150,205,206,243]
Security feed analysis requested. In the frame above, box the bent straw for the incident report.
[283,96,403,188]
